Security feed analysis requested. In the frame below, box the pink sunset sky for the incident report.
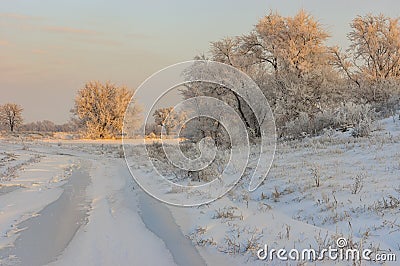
[1,0,399,123]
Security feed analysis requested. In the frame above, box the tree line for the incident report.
[180,10,400,141]
[1,10,400,140]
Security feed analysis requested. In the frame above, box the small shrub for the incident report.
[311,164,321,187]
[283,112,311,139]
[374,94,400,118]
[350,173,365,194]
[272,187,281,202]
[352,118,372,137]
[213,206,243,220]
[372,195,400,211]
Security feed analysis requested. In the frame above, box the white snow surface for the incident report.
[0,141,176,266]
[0,115,399,265]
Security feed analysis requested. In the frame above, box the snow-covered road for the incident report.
[0,160,91,266]
[0,142,205,266]
[1,115,400,266]
[50,157,179,266]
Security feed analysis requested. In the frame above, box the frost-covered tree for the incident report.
[123,102,143,138]
[184,10,340,139]
[332,14,400,102]
[239,10,331,77]
[333,14,400,84]
[180,59,270,147]
[0,103,23,132]
[208,10,332,80]
[73,81,138,139]
[152,107,180,136]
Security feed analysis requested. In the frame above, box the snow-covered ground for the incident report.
[0,141,178,266]
[167,116,400,265]
[0,115,399,265]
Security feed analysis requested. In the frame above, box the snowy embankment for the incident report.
[0,161,90,266]
[164,115,400,265]
[0,141,183,266]
[0,142,75,257]
[0,114,399,266]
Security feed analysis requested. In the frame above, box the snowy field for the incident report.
[0,115,399,265]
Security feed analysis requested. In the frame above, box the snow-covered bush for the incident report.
[335,102,374,129]
[352,116,373,137]
[373,93,400,118]
[282,112,311,139]
[282,102,375,139]
[336,102,375,137]
[145,141,229,183]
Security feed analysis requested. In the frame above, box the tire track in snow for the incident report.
[138,192,206,266]
[0,160,91,266]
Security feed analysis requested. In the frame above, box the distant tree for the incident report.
[144,122,160,137]
[73,81,139,139]
[152,107,180,136]
[22,120,56,132]
[0,103,23,132]
[123,99,143,138]
[21,120,79,132]
[55,120,80,132]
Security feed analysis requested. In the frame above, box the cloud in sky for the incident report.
[78,38,122,46]
[0,13,42,20]
[2,0,400,123]
[43,26,99,35]
[126,33,153,40]
[32,49,46,54]
[0,40,10,46]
